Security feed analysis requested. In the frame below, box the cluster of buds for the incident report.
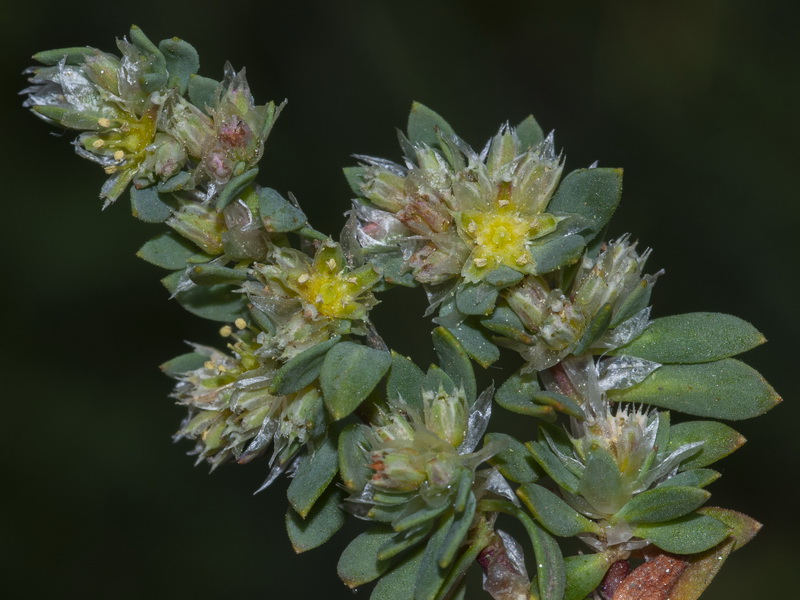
[348,119,563,287]
[501,236,660,370]
[169,321,327,485]
[244,239,382,359]
[22,26,280,206]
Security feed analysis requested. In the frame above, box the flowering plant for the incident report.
[24,27,781,600]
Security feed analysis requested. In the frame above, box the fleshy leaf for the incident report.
[632,513,730,554]
[131,186,176,223]
[517,483,599,537]
[269,337,341,396]
[338,424,371,493]
[285,486,345,553]
[486,433,543,484]
[658,469,720,489]
[338,526,396,588]
[696,507,762,549]
[515,115,544,151]
[447,322,500,368]
[259,187,307,232]
[668,421,746,470]
[370,547,425,600]
[607,359,781,420]
[613,313,766,364]
[286,435,339,518]
[432,327,476,403]
[159,37,200,94]
[160,352,206,377]
[563,553,613,600]
[547,167,623,241]
[407,102,457,149]
[321,342,392,420]
[137,231,201,269]
[386,351,426,409]
[614,486,710,524]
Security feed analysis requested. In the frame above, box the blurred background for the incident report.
[2,0,798,597]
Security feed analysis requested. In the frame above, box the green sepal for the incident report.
[486,432,542,484]
[387,351,426,410]
[344,166,366,196]
[338,526,396,588]
[696,507,762,550]
[286,435,339,518]
[32,46,94,65]
[248,305,275,335]
[563,552,613,600]
[614,312,766,364]
[432,327,476,403]
[370,546,425,600]
[131,185,176,223]
[215,168,259,211]
[158,37,199,95]
[614,486,710,524]
[160,352,206,377]
[571,302,613,356]
[480,305,532,344]
[609,278,653,327]
[424,364,456,396]
[456,281,498,316]
[579,446,626,516]
[496,369,556,420]
[529,234,586,275]
[413,511,455,600]
[258,187,307,232]
[393,501,450,533]
[367,250,417,288]
[547,167,623,241]
[137,231,202,270]
[338,424,371,493]
[157,170,193,193]
[269,336,341,396]
[608,359,781,420]
[668,421,746,470]
[407,102,457,150]
[378,521,434,561]
[517,483,599,537]
[285,485,345,553]
[129,25,166,74]
[188,74,221,113]
[438,492,477,568]
[530,391,585,420]
[162,271,247,322]
[526,440,580,494]
[658,469,720,489]
[515,115,545,151]
[188,263,249,286]
[446,322,499,368]
[321,342,392,420]
[632,513,731,554]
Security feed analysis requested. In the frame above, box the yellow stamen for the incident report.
[113,150,125,161]
[97,117,111,128]
[92,139,105,149]
[219,325,233,337]
[234,318,247,330]
[297,273,310,284]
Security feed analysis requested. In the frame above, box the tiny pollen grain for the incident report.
[234,318,247,329]
[204,361,215,370]
[325,259,337,270]
[104,166,117,174]
[474,257,488,267]
[297,273,310,284]
[346,277,358,284]
[92,139,105,148]
[498,199,510,207]
[516,254,529,265]
[97,117,111,128]
[467,221,477,234]
[219,325,233,337]
[113,150,125,161]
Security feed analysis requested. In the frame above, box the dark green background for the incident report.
[3,1,797,597]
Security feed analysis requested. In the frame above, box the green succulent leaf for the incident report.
[129,25,166,74]
[160,352,206,377]
[614,486,710,524]
[31,105,105,130]
[486,433,543,484]
[188,264,249,286]
[658,469,720,489]
[287,435,339,518]
[563,553,613,600]
[613,313,766,364]
[188,74,221,114]
[579,446,626,515]
[338,424,371,493]
[33,46,94,65]
[424,364,457,396]
[527,441,580,494]
[610,278,653,327]
[407,102,457,150]
[161,271,248,322]
[480,304,532,344]
[668,421,746,470]
[344,166,366,196]
[696,507,762,549]
[607,359,781,420]
[632,513,731,554]
[338,526,396,588]
[485,265,524,288]
[445,321,500,368]
[515,114,545,150]
[438,492,477,569]
[432,327,477,403]
[518,483,599,537]
[215,168,259,211]
[258,187,307,232]
[531,519,566,600]
[370,546,425,600]
[159,37,200,94]
[157,171,193,193]
[529,233,586,275]
[131,186,176,223]
[456,281,499,316]
[378,521,434,561]
[321,342,392,420]
[547,167,623,242]
[285,485,345,553]
[386,352,426,410]
[269,336,341,396]
[414,511,455,600]
[137,231,201,269]
[496,369,555,420]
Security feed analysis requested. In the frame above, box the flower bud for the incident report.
[167,202,226,255]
